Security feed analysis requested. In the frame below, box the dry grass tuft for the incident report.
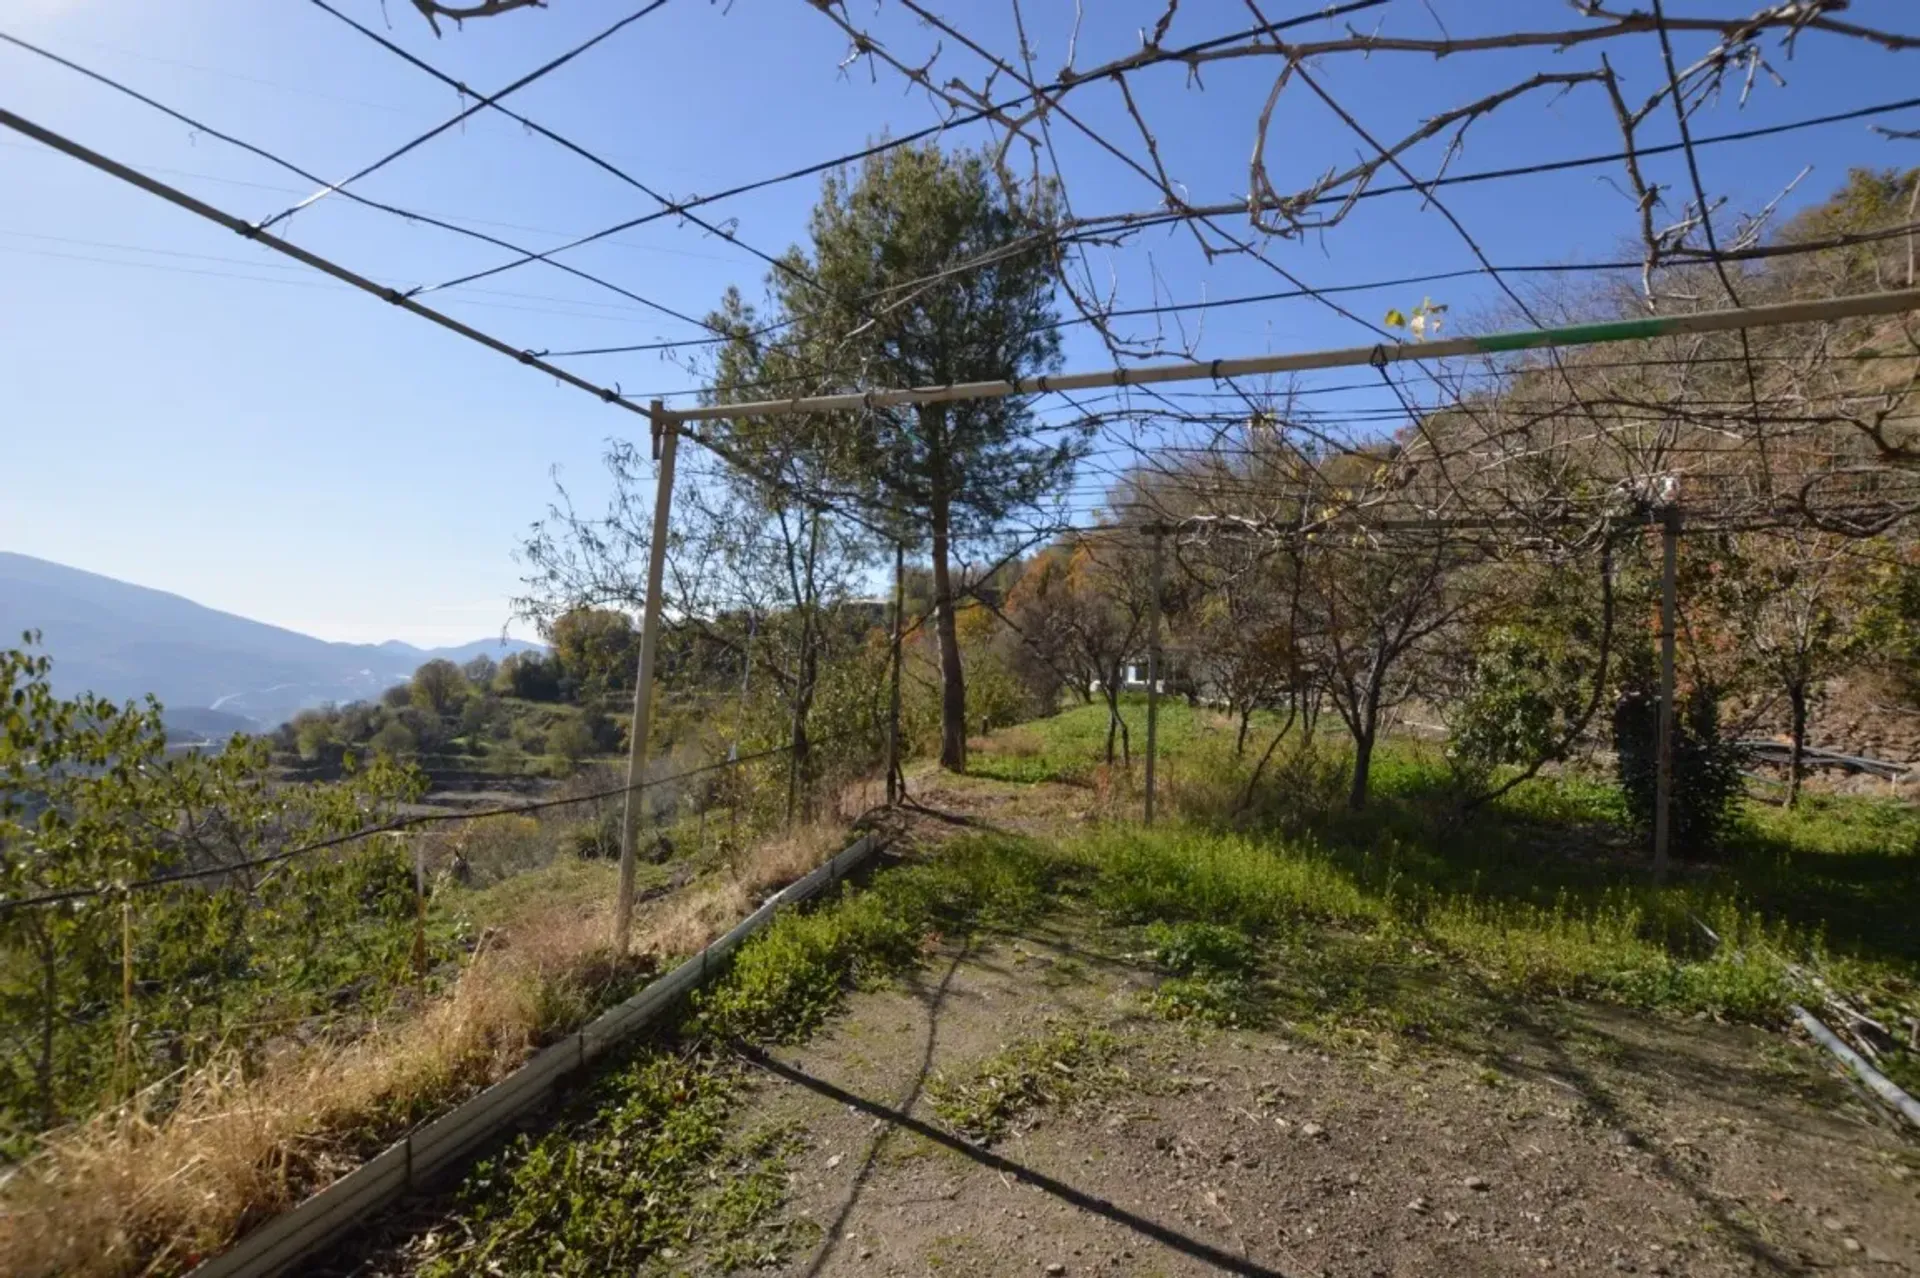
[992,725,1047,758]
[649,820,843,958]
[0,820,853,1278]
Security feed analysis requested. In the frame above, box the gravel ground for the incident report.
[712,782,1920,1278]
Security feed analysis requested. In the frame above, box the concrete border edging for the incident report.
[189,830,883,1278]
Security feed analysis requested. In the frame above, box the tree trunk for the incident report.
[1237,701,1298,814]
[1346,658,1388,811]
[1348,727,1375,811]
[787,652,815,823]
[1785,683,1808,810]
[786,515,822,822]
[1100,676,1129,766]
[1236,706,1253,756]
[1347,675,1384,811]
[930,501,967,772]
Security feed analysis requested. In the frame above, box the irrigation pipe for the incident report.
[1687,912,1917,1130]
[1792,1005,1920,1132]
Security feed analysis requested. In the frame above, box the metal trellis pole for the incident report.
[5,106,1918,447]
[614,402,680,954]
[1653,504,1680,882]
[887,542,906,806]
[1145,525,1164,826]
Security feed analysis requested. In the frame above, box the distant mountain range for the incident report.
[0,552,542,731]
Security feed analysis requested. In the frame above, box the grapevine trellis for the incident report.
[6,7,1920,1273]
[3,5,1919,949]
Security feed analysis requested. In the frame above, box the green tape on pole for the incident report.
[1471,315,1677,355]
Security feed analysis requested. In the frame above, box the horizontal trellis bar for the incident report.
[668,287,1920,424]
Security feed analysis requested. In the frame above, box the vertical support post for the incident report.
[411,840,429,982]
[887,542,906,806]
[1145,525,1165,826]
[614,401,680,954]
[1652,504,1680,882]
[119,894,133,1094]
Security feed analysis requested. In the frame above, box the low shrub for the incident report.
[1144,919,1257,978]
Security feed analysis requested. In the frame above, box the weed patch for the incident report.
[419,1054,803,1278]
[1066,827,1378,933]
[1148,976,1254,1027]
[1145,920,1257,978]
[1139,920,1262,1026]
[695,833,1056,1042]
[927,1022,1121,1144]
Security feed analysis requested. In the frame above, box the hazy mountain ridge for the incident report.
[0,552,540,728]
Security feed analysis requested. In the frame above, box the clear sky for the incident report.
[4,0,1916,645]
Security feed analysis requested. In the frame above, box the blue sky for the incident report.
[4,0,1915,645]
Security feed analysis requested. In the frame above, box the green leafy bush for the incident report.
[1611,643,1746,856]
[1448,624,1589,785]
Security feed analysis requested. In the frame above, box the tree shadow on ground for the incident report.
[737,1042,1290,1277]
[786,940,973,1278]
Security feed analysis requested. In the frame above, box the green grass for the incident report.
[970,700,1919,1059]
[966,693,1221,785]
[443,853,625,929]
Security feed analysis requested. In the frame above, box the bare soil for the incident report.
[724,776,1920,1278]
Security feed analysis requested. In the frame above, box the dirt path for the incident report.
[725,775,1920,1278]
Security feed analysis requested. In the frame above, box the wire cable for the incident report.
[0,735,854,915]
[256,0,673,233]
